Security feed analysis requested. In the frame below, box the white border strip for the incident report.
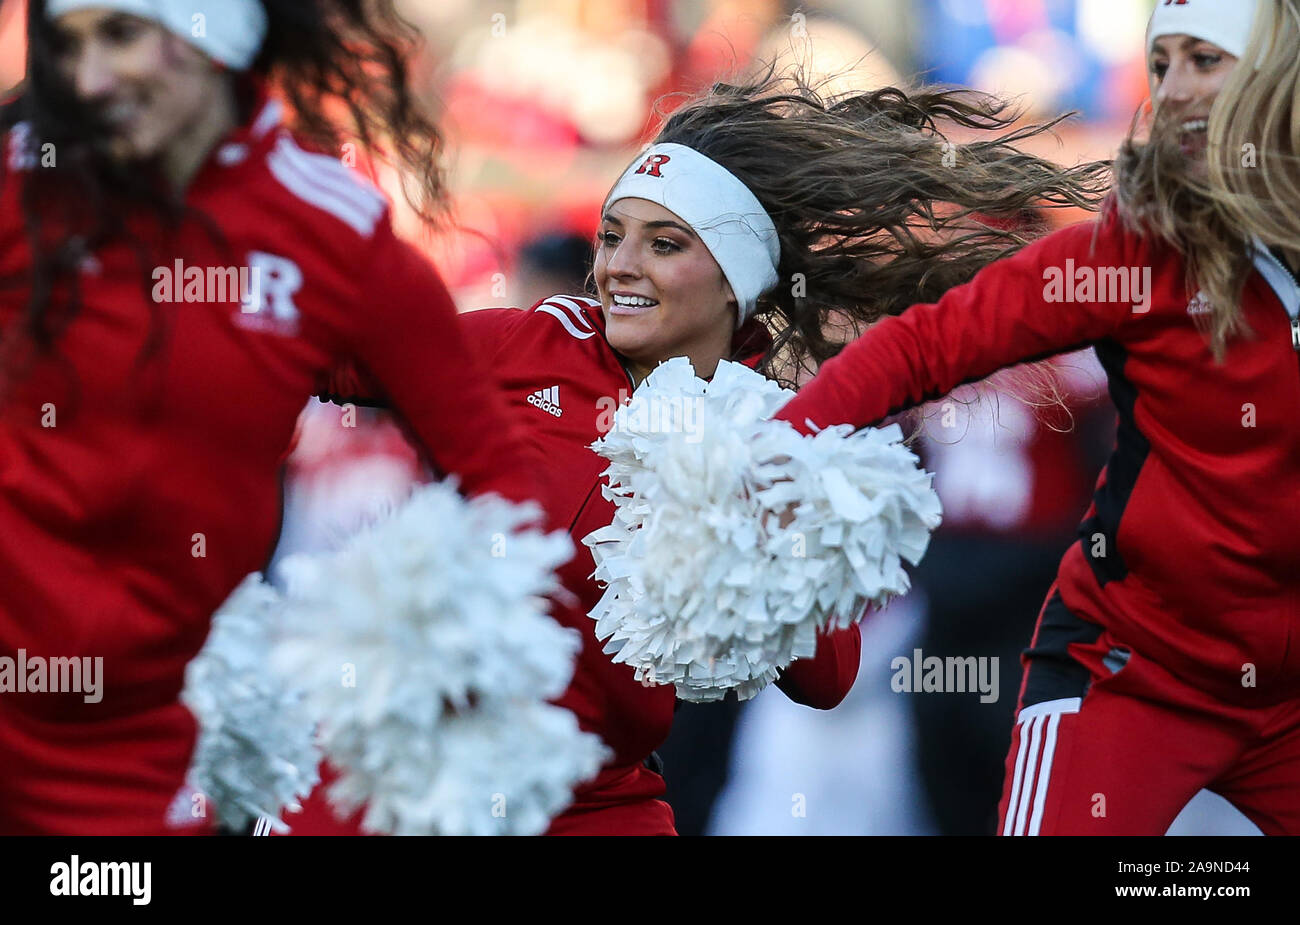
[1004,697,1081,836]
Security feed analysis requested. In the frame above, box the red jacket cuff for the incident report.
[775,621,863,710]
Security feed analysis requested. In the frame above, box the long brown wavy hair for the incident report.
[646,68,1112,388]
[2,0,446,355]
[1115,0,1300,361]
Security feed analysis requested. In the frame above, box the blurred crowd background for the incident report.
[0,0,1263,834]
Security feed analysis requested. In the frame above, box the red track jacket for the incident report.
[0,98,542,833]
[289,295,862,835]
[460,295,862,834]
[777,205,1300,708]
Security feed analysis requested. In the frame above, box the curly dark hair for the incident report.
[2,0,445,355]
[650,68,1112,386]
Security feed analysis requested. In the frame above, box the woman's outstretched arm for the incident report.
[346,224,546,509]
[776,212,1139,435]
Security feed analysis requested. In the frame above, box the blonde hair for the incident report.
[1207,1,1300,266]
[1116,0,1300,361]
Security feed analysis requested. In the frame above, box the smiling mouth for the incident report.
[1168,116,1210,157]
[100,100,142,127]
[1179,126,1210,157]
[609,293,659,314]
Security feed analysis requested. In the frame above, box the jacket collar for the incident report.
[1251,239,1300,321]
[191,82,284,188]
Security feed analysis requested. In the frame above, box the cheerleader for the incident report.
[356,73,1104,835]
[0,0,546,834]
[776,0,1300,835]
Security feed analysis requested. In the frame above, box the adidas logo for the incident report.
[1187,291,1214,316]
[527,385,563,418]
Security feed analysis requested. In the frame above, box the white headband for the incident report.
[604,143,780,324]
[1147,0,1261,59]
[46,0,268,71]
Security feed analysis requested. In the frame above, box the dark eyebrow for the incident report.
[600,212,697,238]
[103,11,149,26]
[47,10,142,44]
[645,220,696,237]
[45,19,74,44]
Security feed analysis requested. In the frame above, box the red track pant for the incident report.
[998,590,1300,835]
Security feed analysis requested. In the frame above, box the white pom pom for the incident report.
[272,481,609,835]
[326,701,608,836]
[182,574,321,833]
[586,358,942,702]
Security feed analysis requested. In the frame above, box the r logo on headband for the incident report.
[634,154,671,178]
[605,142,780,324]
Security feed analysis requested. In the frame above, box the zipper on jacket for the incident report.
[1256,248,1300,685]
[1257,246,1300,351]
